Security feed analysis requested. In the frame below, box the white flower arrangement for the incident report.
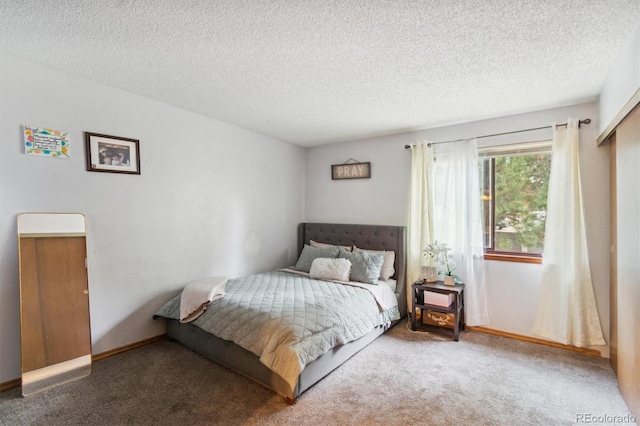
[423,240,445,260]
[423,240,457,278]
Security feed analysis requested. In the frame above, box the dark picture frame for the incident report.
[85,132,140,175]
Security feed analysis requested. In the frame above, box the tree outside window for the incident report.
[480,152,551,256]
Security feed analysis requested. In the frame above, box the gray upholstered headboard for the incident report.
[298,223,407,318]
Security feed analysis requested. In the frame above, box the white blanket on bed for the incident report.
[180,276,228,323]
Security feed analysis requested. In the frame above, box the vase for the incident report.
[422,265,438,283]
[443,275,455,286]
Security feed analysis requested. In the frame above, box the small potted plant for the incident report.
[439,250,457,286]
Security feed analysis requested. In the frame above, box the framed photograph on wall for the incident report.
[85,132,140,174]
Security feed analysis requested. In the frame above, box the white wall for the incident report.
[306,102,611,355]
[599,24,640,136]
[0,52,306,383]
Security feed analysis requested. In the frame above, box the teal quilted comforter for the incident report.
[154,270,399,394]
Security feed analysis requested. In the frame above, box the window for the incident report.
[479,144,551,259]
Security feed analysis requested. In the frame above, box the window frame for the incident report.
[479,141,552,264]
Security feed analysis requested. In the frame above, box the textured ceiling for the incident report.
[1,1,639,146]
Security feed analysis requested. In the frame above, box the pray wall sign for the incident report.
[331,162,371,180]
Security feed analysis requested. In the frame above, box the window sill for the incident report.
[484,253,542,264]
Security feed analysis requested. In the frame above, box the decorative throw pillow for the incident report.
[353,246,395,281]
[338,248,384,284]
[309,258,352,282]
[310,240,352,252]
[292,244,340,273]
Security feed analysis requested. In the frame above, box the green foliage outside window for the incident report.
[480,151,552,255]
[493,153,550,254]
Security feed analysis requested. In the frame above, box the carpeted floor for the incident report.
[0,323,633,426]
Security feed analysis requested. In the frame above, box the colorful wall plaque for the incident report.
[24,125,69,158]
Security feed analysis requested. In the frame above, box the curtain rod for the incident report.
[403,118,591,149]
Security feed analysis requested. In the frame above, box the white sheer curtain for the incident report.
[532,118,605,347]
[407,142,435,309]
[431,139,490,326]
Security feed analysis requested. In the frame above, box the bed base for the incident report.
[167,318,395,401]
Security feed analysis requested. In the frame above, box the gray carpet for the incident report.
[0,323,633,426]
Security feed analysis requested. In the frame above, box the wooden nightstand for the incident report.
[411,280,465,341]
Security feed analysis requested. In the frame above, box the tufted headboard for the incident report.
[298,223,407,318]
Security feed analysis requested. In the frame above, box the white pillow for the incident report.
[309,258,352,282]
[353,246,395,281]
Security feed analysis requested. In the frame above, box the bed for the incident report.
[154,223,406,402]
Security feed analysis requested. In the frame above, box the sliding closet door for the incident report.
[609,133,617,375]
[614,104,640,418]
[18,213,91,396]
